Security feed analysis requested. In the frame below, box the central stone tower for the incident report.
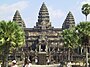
[35,2,52,29]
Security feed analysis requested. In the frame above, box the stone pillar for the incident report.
[46,45,48,52]
[39,45,41,52]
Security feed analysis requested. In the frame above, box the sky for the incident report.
[0,0,90,28]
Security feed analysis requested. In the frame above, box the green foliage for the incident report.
[62,22,90,48]
[82,3,90,16]
[62,22,90,61]
[76,22,90,36]
[0,21,25,66]
[0,21,25,52]
[82,3,90,21]
[76,22,90,46]
[62,27,79,49]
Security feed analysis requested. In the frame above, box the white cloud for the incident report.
[0,0,29,20]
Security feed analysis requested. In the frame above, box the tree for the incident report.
[82,3,90,21]
[0,21,25,67]
[76,22,90,67]
[62,28,79,61]
[76,22,90,45]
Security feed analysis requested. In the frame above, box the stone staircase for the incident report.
[30,64,59,67]
[17,61,59,67]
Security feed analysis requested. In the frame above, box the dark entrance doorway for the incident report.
[41,44,46,52]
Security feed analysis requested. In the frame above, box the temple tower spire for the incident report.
[62,11,75,29]
[35,2,52,29]
[13,10,26,28]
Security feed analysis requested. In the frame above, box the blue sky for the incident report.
[0,0,90,28]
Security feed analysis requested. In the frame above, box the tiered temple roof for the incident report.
[13,10,26,28]
[35,3,52,29]
[62,11,75,29]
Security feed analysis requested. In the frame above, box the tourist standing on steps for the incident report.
[67,61,71,67]
[11,60,18,67]
[35,57,38,64]
[23,58,32,67]
[23,61,29,67]
[47,59,50,65]
[28,59,32,67]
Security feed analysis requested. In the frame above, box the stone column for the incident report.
[46,45,48,52]
[39,45,41,52]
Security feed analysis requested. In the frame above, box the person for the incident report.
[35,58,38,64]
[58,63,63,67]
[11,60,18,67]
[47,59,50,65]
[67,61,71,67]
[28,59,32,67]
[23,61,29,67]
[23,58,32,67]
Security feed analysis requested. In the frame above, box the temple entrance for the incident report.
[41,44,46,52]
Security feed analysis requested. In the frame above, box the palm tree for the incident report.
[62,28,79,61]
[82,3,90,21]
[0,21,25,67]
[76,22,90,67]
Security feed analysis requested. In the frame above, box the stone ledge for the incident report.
[30,64,59,67]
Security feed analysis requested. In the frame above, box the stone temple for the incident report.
[12,3,76,64]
